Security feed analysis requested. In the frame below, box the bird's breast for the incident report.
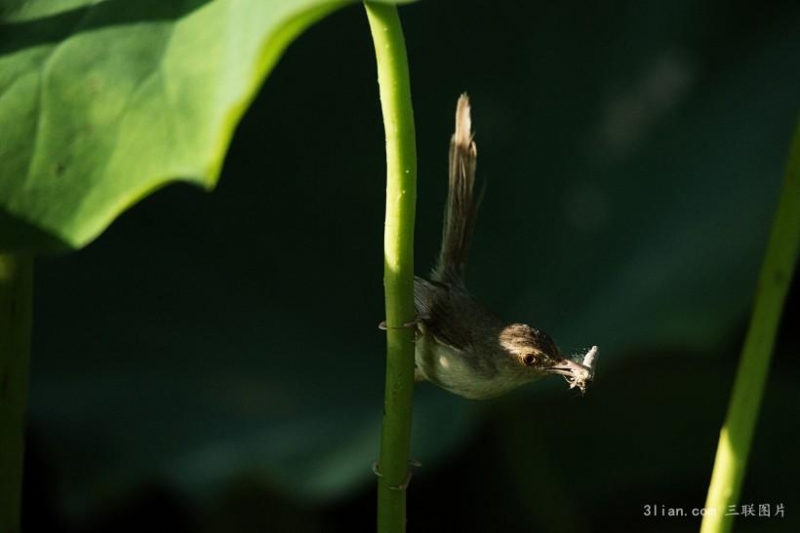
[415,329,522,400]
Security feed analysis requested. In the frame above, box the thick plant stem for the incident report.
[0,254,33,533]
[701,120,800,533]
[364,3,417,533]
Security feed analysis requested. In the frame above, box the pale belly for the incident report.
[414,327,526,400]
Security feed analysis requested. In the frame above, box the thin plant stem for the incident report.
[0,254,34,533]
[701,119,800,533]
[364,3,417,533]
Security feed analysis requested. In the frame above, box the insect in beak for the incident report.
[547,357,591,378]
[546,346,598,393]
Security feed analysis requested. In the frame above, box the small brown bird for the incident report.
[413,95,596,399]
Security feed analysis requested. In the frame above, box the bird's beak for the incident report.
[547,346,598,393]
[547,357,591,378]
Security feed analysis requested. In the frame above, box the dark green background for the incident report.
[23,0,800,532]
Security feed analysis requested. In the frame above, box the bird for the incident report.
[412,94,596,400]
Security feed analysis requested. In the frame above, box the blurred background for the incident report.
[22,0,800,532]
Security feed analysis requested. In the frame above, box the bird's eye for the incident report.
[523,354,538,366]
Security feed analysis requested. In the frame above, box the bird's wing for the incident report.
[414,277,472,352]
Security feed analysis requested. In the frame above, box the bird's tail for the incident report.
[434,94,478,284]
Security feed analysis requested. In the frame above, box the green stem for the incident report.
[364,3,417,533]
[701,119,800,533]
[0,254,33,533]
